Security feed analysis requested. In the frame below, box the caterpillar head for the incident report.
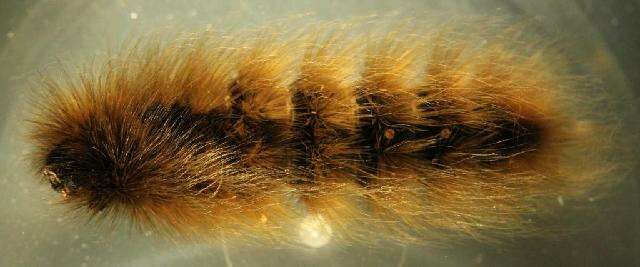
[31,96,232,219]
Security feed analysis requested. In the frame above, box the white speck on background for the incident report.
[557,196,565,206]
[610,17,619,26]
[129,12,138,20]
[6,31,15,39]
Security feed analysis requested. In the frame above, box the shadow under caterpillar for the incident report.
[29,21,619,247]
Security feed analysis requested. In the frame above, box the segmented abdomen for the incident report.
[33,28,599,244]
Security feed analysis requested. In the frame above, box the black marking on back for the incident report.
[227,80,292,167]
[291,89,320,181]
[417,97,544,165]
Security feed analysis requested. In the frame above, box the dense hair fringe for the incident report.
[29,20,623,246]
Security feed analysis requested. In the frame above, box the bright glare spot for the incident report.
[129,12,138,20]
[298,214,332,248]
[557,195,565,206]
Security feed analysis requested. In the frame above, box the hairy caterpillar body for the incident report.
[30,22,614,247]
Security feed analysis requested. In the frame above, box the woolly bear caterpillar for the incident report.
[28,20,619,247]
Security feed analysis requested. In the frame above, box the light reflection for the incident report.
[298,214,332,248]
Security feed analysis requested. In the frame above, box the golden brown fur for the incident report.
[29,22,618,246]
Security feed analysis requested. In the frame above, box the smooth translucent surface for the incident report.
[0,1,637,266]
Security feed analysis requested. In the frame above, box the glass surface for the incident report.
[0,1,637,266]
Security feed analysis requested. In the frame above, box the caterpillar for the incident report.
[29,21,618,247]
